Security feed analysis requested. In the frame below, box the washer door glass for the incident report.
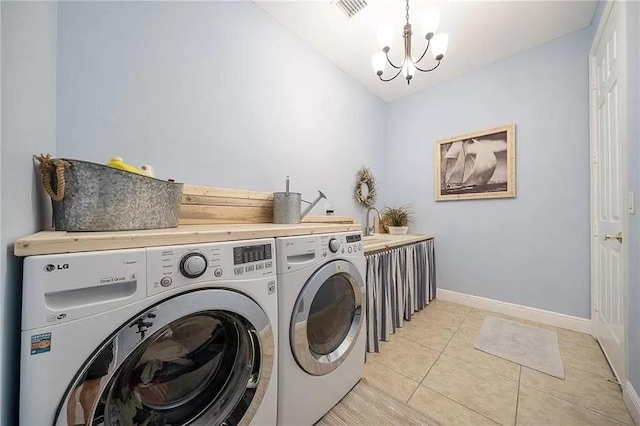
[307,275,356,355]
[290,260,364,376]
[102,312,254,426]
[56,289,274,426]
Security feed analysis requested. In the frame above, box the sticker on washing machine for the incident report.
[336,263,348,273]
[30,333,52,355]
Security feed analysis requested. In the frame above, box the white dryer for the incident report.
[20,239,278,426]
[275,232,366,426]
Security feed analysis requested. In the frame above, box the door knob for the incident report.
[604,232,623,243]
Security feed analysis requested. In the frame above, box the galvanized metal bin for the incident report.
[37,157,183,232]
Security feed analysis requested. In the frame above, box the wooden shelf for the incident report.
[302,215,356,224]
[363,234,434,255]
[14,223,361,257]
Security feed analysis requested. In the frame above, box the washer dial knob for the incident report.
[180,253,208,278]
[328,238,340,253]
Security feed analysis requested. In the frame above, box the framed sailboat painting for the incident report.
[435,124,516,201]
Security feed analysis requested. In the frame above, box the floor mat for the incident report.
[475,315,565,379]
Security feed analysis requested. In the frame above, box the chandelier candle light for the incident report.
[371,0,449,84]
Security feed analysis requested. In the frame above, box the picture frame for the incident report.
[435,124,516,201]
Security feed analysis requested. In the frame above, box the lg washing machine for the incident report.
[20,238,278,426]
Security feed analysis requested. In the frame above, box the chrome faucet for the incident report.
[364,206,382,236]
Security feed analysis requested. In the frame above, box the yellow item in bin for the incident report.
[107,157,144,175]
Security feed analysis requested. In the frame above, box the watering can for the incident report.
[273,176,327,224]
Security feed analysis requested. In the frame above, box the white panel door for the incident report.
[592,1,627,382]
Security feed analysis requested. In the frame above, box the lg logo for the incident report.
[45,264,69,272]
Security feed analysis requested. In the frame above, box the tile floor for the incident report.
[363,299,635,426]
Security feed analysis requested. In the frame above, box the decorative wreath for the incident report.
[354,166,377,207]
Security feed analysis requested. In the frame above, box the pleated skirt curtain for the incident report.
[365,239,436,353]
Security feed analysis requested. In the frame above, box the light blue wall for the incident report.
[55,1,387,223]
[1,2,57,424]
[2,3,385,423]
[0,4,3,421]
[623,0,640,393]
[384,28,593,318]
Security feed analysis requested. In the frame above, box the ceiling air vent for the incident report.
[335,0,368,18]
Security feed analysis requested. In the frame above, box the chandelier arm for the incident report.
[385,50,403,69]
[415,59,442,73]
[414,39,431,64]
[379,68,404,82]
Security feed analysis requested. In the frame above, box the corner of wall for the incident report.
[590,0,607,29]
[1,2,58,424]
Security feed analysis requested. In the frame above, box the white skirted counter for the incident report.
[363,234,435,353]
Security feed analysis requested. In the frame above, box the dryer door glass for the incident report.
[56,289,274,426]
[307,275,356,355]
[290,260,365,376]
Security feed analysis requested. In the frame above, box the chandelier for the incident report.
[371,0,449,85]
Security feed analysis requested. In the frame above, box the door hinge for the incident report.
[592,150,598,164]
[594,223,598,237]
[591,78,597,90]
[594,299,599,312]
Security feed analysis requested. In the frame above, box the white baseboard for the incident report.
[437,289,591,334]
[623,381,640,426]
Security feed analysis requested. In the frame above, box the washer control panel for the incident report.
[233,243,272,265]
[147,239,275,296]
[180,252,208,278]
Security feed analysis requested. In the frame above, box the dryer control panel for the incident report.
[147,239,276,296]
[275,232,364,274]
[320,233,363,257]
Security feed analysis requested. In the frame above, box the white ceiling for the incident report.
[254,0,597,103]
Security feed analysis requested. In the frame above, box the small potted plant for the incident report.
[382,204,414,235]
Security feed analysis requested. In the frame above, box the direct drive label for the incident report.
[30,333,52,355]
